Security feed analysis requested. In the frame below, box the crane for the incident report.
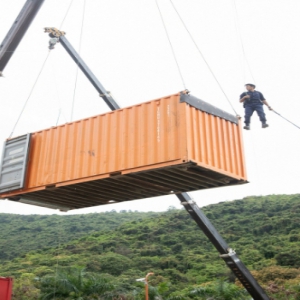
[0,0,270,297]
[43,27,270,300]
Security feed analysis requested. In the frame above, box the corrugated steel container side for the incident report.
[184,103,247,180]
[25,93,184,190]
[0,93,247,202]
[0,277,13,300]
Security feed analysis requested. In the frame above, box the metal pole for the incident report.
[272,110,300,130]
[145,282,148,300]
[0,0,45,74]
[59,35,120,111]
[145,272,154,300]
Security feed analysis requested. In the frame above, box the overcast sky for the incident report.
[0,0,299,215]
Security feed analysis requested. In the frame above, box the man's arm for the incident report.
[262,100,272,110]
[239,93,250,103]
[259,92,272,110]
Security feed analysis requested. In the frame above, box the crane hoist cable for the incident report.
[59,0,75,30]
[231,0,246,83]
[230,2,299,130]
[7,1,79,139]
[49,0,75,126]
[232,0,256,84]
[169,0,238,116]
[52,62,68,126]
[155,0,187,90]
[70,0,86,122]
[8,52,51,139]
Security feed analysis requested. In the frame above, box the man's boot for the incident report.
[244,124,250,130]
[262,123,269,128]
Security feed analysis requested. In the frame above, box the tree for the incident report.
[168,279,251,300]
[38,268,115,300]
[12,273,40,300]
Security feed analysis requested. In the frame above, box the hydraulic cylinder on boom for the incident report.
[44,27,270,300]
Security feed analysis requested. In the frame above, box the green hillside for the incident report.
[0,210,161,261]
[1,194,300,299]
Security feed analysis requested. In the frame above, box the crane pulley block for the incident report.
[44,27,66,38]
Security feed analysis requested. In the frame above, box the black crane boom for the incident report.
[177,192,270,300]
[59,35,120,111]
[44,27,120,111]
[0,0,45,75]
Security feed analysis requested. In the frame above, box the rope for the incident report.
[231,3,299,131]
[154,0,187,90]
[53,2,76,127]
[52,61,68,126]
[52,64,62,126]
[59,0,75,30]
[169,0,238,116]
[8,52,51,138]
[7,0,75,138]
[231,0,245,83]
[272,110,300,130]
[232,0,256,83]
[70,0,86,122]
[56,109,61,126]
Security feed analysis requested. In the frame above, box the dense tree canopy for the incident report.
[1,194,300,299]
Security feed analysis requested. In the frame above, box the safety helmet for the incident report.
[245,83,256,88]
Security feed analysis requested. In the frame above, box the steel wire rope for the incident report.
[59,0,75,30]
[231,0,245,84]
[70,0,86,121]
[51,0,75,127]
[7,0,76,138]
[232,0,256,84]
[51,55,68,126]
[230,1,299,225]
[50,56,62,127]
[55,109,62,126]
[231,2,299,130]
[8,51,51,138]
[169,0,238,116]
[155,0,187,90]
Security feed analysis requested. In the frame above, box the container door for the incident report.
[0,133,31,193]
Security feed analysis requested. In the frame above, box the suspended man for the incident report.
[239,83,272,130]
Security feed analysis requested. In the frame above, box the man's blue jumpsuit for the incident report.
[240,90,267,125]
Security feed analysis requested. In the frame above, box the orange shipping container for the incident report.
[0,92,247,210]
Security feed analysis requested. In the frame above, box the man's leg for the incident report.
[244,105,255,129]
[255,104,268,127]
